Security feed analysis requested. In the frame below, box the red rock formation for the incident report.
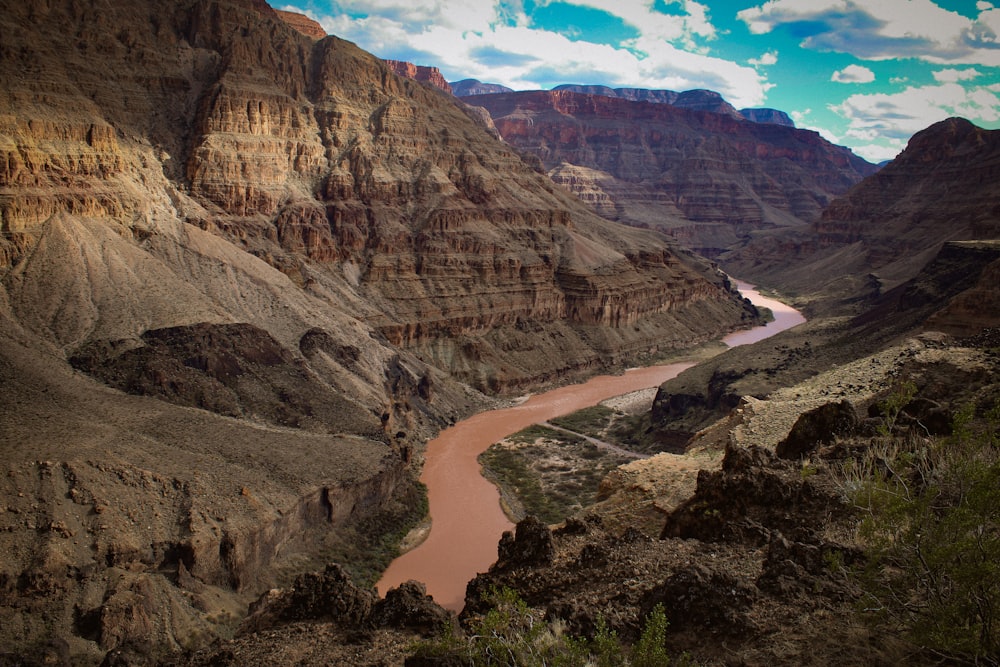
[732,118,1000,296]
[275,9,326,39]
[383,60,453,94]
[0,1,764,658]
[462,91,876,257]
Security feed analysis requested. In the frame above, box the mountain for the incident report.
[727,117,1000,299]
[275,9,326,39]
[450,78,514,96]
[0,0,761,659]
[383,60,453,93]
[544,85,794,126]
[740,107,794,127]
[461,90,876,257]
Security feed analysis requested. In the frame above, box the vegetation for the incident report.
[414,587,691,666]
[313,480,429,588]
[550,406,617,438]
[479,429,630,524]
[847,388,1000,664]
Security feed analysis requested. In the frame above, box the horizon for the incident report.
[280,0,1000,163]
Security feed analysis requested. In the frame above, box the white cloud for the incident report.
[831,64,875,83]
[304,0,770,107]
[831,82,1000,144]
[554,0,716,47]
[851,142,906,163]
[978,1,995,10]
[738,0,1000,66]
[749,50,779,66]
[933,68,983,82]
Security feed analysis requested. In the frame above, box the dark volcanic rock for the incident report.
[70,323,380,434]
[641,564,759,635]
[661,444,846,544]
[240,563,377,634]
[495,516,555,569]
[373,581,453,637]
[776,400,860,459]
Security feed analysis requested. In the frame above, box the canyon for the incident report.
[0,0,759,661]
[1,0,999,665]
[460,90,877,257]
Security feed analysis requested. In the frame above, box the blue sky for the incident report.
[281,0,1000,162]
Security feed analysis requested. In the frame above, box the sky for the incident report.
[280,0,1000,163]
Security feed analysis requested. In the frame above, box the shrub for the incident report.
[851,401,1000,663]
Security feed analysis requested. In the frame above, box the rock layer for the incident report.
[462,91,875,256]
[0,0,759,660]
[729,118,1000,296]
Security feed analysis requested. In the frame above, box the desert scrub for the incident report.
[412,587,692,666]
[479,430,632,524]
[848,397,1000,664]
[550,405,617,438]
[310,479,429,588]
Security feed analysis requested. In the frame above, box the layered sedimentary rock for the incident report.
[383,60,453,93]
[462,91,875,257]
[275,9,326,39]
[740,107,794,127]
[551,84,794,126]
[0,0,758,659]
[729,117,1000,296]
[450,78,514,96]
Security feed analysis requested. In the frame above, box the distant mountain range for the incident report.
[452,79,795,127]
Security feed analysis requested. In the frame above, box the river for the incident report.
[376,282,805,610]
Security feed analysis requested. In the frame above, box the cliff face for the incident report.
[0,0,758,658]
[450,79,515,96]
[275,9,326,39]
[383,60,453,93]
[462,91,876,257]
[729,118,1000,296]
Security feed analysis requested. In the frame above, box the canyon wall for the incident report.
[462,91,876,257]
[727,117,1000,298]
[0,0,759,659]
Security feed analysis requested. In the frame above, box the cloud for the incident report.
[831,82,1000,145]
[831,64,875,83]
[933,68,983,82]
[551,0,716,47]
[738,0,1000,66]
[749,50,779,66]
[301,1,771,107]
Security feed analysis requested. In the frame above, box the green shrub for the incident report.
[414,588,692,666]
[851,401,1000,663]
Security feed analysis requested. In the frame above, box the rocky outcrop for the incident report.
[453,445,866,664]
[384,60,453,93]
[775,400,859,459]
[450,79,513,96]
[731,118,1000,295]
[740,107,794,127]
[462,90,875,256]
[275,9,326,39]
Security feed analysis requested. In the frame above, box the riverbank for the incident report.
[376,283,805,610]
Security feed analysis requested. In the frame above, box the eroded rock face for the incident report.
[0,0,761,658]
[462,91,875,257]
[384,60,453,93]
[732,118,1000,295]
[275,9,326,39]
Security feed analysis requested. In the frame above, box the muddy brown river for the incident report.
[376,282,805,610]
